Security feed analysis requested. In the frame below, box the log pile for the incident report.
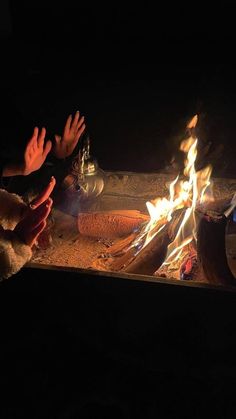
[123,209,185,275]
[90,196,236,287]
[92,209,185,274]
[155,203,236,286]
[156,242,200,281]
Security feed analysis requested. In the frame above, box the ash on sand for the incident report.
[30,209,111,270]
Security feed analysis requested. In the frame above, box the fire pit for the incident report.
[28,174,236,290]
[28,116,236,290]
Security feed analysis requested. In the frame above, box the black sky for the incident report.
[1,1,236,175]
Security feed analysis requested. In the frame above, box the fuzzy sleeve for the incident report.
[0,226,32,281]
[0,189,27,230]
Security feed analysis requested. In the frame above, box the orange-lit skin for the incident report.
[2,112,86,177]
[15,177,56,247]
[53,111,86,159]
[2,127,52,177]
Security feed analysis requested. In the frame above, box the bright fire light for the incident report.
[141,115,212,269]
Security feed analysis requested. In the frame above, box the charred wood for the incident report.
[197,212,235,286]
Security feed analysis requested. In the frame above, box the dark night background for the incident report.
[1,1,236,175]
[1,1,236,418]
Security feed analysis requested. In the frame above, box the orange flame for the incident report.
[143,115,212,270]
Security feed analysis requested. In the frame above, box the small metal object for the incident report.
[61,134,105,214]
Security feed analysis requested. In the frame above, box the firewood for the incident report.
[123,225,170,275]
[91,233,138,273]
[77,210,149,239]
[104,213,173,272]
[121,209,185,275]
[197,195,234,215]
[92,197,236,283]
[155,243,199,281]
[196,211,235,286]
[105,233,138,256]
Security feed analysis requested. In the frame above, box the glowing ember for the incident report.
[133,115,213,274]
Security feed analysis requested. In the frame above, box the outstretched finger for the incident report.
[38,127,46,148]
[76,115,85,131]
[54,134,61,144]
[42,140,52,159]
[75,123,86,143]
[64,114,72,137]
[25,127,38,156]
[29,198,53,229]
[71,111,80,129]
[30,177,56,209]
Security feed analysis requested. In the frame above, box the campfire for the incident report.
[78,115,236,286]
[32,115,236,288]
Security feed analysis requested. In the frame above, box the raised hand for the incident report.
[15,177,56,247]
[23,127,52,175]
[2,127,52,177]
[53,111,86,159]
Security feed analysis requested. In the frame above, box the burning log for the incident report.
[77,210,149,239]
[156,242,200,281]
[92,114,236,286]
[179,244,198,281]
[197,196,233,216]
[196,211,235,287]
[123,224,170,275]
[91,192,236,284]
[106,199,236,286]
[123,209,185,275]
[194,195,236,285]
[103,209,185,275]
[155,207,236,286]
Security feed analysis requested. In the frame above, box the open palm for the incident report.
[53,111,86,159]
[23,127,52,175]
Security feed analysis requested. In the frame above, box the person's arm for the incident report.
[2,163,25,177]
